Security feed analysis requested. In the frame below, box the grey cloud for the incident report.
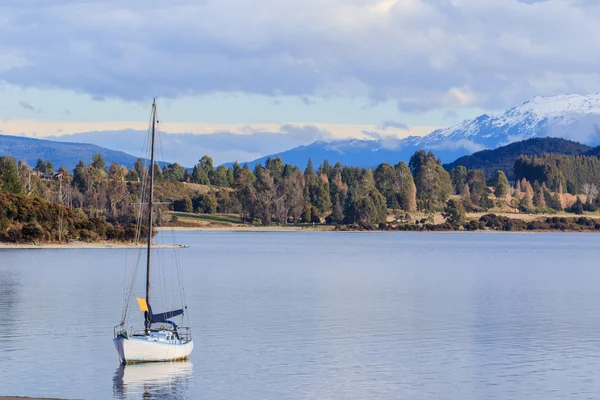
[380,121,408,130]
[48,127,331,166]
[301,96,315,105]
[279,124,332,141]
[2,1,600,110]
[443,110,458,120]
[19,101,35,112]
[361,130,381,140]
[430,139,486,153]
[545,114,600,144]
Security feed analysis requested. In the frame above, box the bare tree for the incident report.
[583,183,598,201]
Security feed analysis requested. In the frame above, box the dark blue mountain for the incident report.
[0,134,165,170]
[444,137,592,180]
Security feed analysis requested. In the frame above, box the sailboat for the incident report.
[113,99,193,363]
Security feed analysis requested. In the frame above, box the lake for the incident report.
[2,231,600,399]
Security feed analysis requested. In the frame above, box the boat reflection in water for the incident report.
[113,360,193,399]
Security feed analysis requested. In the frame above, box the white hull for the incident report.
[114,336,193,363]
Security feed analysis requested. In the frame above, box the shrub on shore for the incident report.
[0,191,152,244]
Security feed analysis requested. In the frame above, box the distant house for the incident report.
[36,171,64,181]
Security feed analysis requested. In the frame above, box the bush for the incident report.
[78,229,98,241]
[310,206,321,223]
[7,226,23,242]
[464,221,486,231]
[21,223,44,242]
[0,216,9,232]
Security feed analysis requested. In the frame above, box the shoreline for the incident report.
[157,225,334,232]
[157,225,600,234]
[0,241,188,249]
[0,397,66,400]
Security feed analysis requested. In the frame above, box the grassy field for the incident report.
[169,210,600,230]
[170,212,244,226]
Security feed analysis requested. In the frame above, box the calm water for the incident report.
[2,231,600,399]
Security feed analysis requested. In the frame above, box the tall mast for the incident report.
[145,98,157,330]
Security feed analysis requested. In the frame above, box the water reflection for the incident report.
[0,270,20,350]
[113,361,193,399]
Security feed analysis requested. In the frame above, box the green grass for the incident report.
[170,212,243,225]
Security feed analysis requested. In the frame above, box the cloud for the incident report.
[430,139,486,153]
[46,125,336,166]
[443,110,458,120]
[279,124,332,141]
[380,120,408,130]
[19,101,36,112]
[2,1,600,111]
[361,130,382,140]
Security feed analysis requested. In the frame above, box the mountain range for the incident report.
[237,93,600,168]
[3,93,600,171]
[0,134,155,170]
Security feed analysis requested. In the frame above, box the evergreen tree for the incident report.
[467,169,487,204]
[236,167,256,223]
[552,191,563,211]
[521,180,534,208]
[232,162,242,182]
[0,156,22,194]
[443,199,466,229]
[72,160,89,192]
[479,191,494,210]
[213,165,229,187]
[197,155,214,185]
[304,158,315,178]
[450,166,468,195]
[91,153,106,172]
[319,160,332,177]
[532,181,546,207]
[184,197,193,213]
[572,197,584,215]
[226,168,235,186]
[301,204,312,223]
[265,157,284,183]
[512,185,521,208]
[133,158,145,179]
[35,158,45,173]
[374,163,400,209]
[493,170,509,198]
[397,161,417,212]
[410,150,451,211]
[315,175,332,214]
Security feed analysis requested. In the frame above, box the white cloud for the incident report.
[1,0,599,113]
[430,139,486,153]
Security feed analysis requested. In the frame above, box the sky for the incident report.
[1,0,600,163]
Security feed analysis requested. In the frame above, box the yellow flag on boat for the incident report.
[136,297,149,312]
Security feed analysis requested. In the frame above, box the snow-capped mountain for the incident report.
[421,93,600,148]
[235,93,600,168]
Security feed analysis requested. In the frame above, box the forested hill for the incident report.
[444,138,593,180]
[0,134,155,170]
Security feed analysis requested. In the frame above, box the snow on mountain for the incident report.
[233,93,600,168]
[421,93,600,147]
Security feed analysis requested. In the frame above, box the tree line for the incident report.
[2,147,600,232]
